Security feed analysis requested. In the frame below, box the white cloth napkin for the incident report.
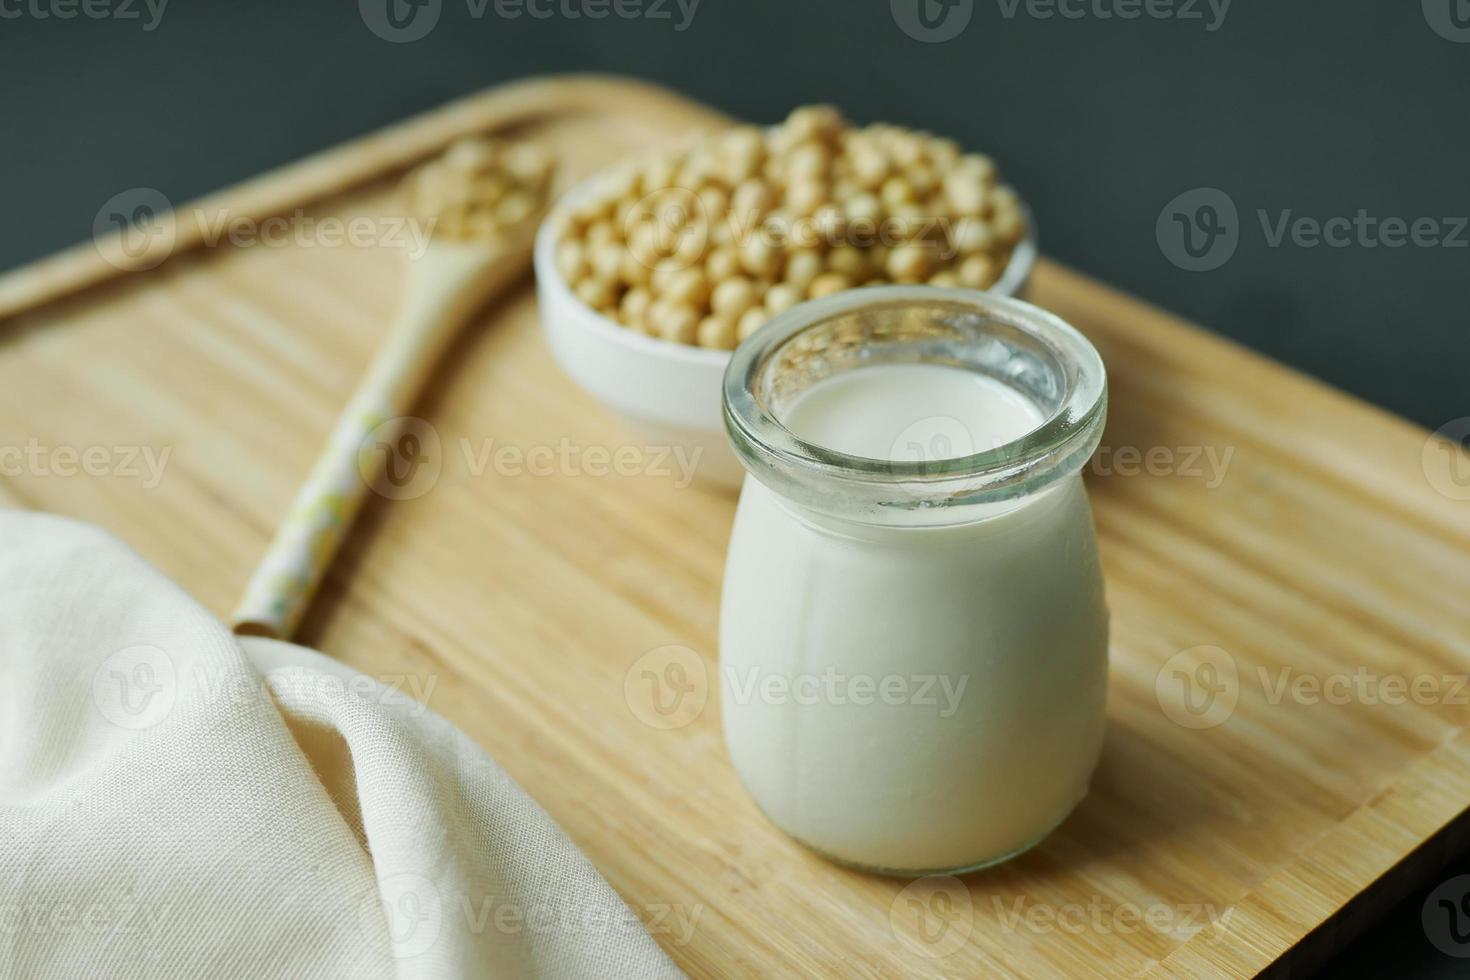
[0,511,683,979]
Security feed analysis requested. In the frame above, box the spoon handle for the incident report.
[231,241,524,639]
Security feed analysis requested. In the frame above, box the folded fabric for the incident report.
[0,511,683,979]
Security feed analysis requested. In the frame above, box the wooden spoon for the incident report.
[232,138,555,639]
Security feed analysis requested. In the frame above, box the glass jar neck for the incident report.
[722,286,1107,527]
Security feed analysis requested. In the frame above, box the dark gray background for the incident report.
[3,0,1468,974]
[4,1,1467,431]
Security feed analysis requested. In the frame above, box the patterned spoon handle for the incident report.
[231,240,522,638]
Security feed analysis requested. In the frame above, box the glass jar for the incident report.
[719,286,1109,875]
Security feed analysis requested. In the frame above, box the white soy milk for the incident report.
[781,362,1045,462]
[720,362,1109,873]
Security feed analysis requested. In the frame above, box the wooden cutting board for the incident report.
[3,76,1469,978]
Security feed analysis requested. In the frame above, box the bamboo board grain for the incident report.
[3,76,1470,978]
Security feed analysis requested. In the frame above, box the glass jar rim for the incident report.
[722,286,1108,518]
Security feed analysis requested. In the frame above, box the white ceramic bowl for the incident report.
[534,175,1038,490]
